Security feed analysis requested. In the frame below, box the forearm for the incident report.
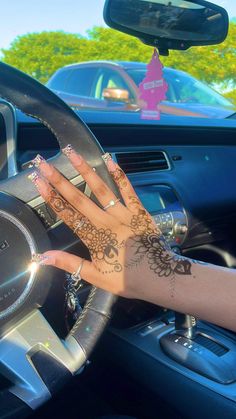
[136,254,236,332]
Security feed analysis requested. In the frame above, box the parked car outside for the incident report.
[47,61,235,119]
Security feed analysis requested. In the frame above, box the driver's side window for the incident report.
[92,68,130,99]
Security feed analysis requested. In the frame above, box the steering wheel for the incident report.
[0,62,118,418]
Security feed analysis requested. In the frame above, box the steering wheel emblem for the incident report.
[0,240,9,253]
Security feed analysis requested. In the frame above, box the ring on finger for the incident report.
[71,259,84,287]
[103,198,120,211]
[73,218,86,233]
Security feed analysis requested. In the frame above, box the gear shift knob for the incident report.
[175,312,197,339]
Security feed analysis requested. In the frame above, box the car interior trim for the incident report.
[0,310,86,409]
[0,100,18,179]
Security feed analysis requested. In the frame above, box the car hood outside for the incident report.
[161,101,236,119]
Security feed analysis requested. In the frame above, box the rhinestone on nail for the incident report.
[102,153,112,164]
[28,171,39,183]
[32,154,44,168]
[62,144,73,157]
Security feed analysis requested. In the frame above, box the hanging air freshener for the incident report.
[139,49,168,120]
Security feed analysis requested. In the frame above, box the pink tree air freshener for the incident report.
[139,49,168,120]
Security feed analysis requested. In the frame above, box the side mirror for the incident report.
[102,87,130,102]
[104,0,229,55]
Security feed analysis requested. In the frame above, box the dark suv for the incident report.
[47,61,235,118]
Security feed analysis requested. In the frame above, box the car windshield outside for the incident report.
[0,0,235,124]
[127,67,233,107]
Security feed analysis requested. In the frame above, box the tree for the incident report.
[1,31,91,84]
[224,90,236,105]
[1,28,152,84]
[86,26,152,62]
[161,23,236,89]
[1,23,235,89]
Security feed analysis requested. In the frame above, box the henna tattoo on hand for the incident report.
[48,190,122,273]
[47,182,193,283]
[128,195,161,235]
[127,196,142,212]
[130,209,155,235]
[127,195,192,279]
[110,167,128,190]
[131,233,191,277]
[85,228,122,273]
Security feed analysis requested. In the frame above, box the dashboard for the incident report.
[135,184,188,247]
[14,107,236,266]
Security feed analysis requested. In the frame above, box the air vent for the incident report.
[116,151,169,174]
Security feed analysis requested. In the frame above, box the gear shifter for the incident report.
[175,312,197,340]
[160,310,236,384]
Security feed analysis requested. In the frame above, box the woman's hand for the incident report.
[28,146,191,299]
[28,148,236,332]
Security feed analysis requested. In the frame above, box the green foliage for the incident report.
[161,22,236,89]
[1,31,90,84]
[86,26,152,62]
[1,28,152,83]
[224,90,236,105]
[1,23,236,89]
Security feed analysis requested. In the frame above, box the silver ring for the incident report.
[71,259,84,286]
[73,218,86,233]
[103,198,120,211]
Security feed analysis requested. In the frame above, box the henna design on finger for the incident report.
[47,190,122,273]
[110,167,128,190]
[48,190,93,240]
[130,208,155,235]
[128,196,157,235]
[127,196,142,211]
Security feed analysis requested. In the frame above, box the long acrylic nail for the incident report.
[33,157,53,177]
[28,171,40,184]
[62,144,74,157]
[32,154,45,168]
[31,254,51,265]
[28,171,49,196]
[62,144,83,166]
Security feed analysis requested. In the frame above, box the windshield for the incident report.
[0,0,235,123]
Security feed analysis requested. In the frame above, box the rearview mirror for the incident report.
[103,0,229,55]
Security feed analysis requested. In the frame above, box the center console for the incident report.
[160,312,236,384]
[102,183,236,419]
[105,311,236,419]
[134,184,188,247]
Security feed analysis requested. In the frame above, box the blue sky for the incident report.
[0,0,235,50]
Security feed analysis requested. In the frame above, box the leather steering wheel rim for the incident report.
[0,62,117,413]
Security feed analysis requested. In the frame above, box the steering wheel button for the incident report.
[0,240,9,251]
